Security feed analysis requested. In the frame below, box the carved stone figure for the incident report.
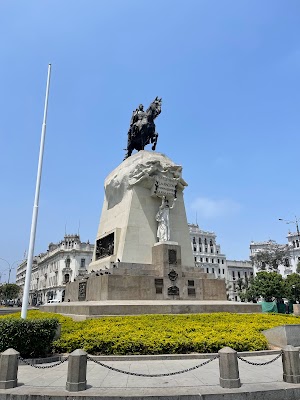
[156,196,176,242]
[124,97,162,159]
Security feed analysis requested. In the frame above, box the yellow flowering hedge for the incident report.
[2,311,300,355]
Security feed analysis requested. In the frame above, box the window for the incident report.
[204,238,207,245]
[199,238,202,244]
[64,274,70,283]
[212,268,215,273]
[221,260,224,264]
[193,237,196,244]
[238,272,240,278]
[285,258,289,267]
[232,271,235,278]
[188,288,196,296]
[206,268,209,273]
[80,259,85,269]
[218,268,220,274]
[199,247,202,252]
[188,280,194,286]
[244,272,247,277]
[210,239,213,246]
[193,246,196,252]
[217,250,219,254]
[205,247,208,252]
[297,240,299,248]
[200,257,203,262]
[211,258,214,263]
[218,259,220,263]
[206,258,208,262]
[222,269,225,274]
[194,257,197,262]
[211,248,213,253]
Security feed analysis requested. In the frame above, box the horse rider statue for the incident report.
[124,97,162,160]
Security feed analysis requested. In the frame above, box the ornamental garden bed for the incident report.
[1,311,300,356]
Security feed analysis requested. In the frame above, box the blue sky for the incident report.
[1,0,300,281]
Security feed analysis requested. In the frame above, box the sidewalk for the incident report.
[1,353,300,399]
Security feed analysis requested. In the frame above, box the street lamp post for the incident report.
[279,217,300,241]
[0,258,24,285]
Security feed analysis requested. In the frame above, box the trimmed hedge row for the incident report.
[2,311,300,356]
[0,318,59,358]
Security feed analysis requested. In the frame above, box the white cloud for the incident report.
[190,197,241,219]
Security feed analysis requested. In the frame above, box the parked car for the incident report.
[47,299,61,303]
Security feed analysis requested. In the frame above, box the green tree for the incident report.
[250,242,289,272]
[0,284,21,301]
[285,273,300,303]
[248,271,286,302]
[239,276,256,302]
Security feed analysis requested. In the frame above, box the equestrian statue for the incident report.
[124,97,162,159]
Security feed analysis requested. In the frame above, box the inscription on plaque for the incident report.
[168,249,177,264]
[155,278,163,294]
[168,285,179,296]
[151,175,177,198]
[78,281,87,301]
[188,288,196,297]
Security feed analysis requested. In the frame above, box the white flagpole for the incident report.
[21,64,52,319]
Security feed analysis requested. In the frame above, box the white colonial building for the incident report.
[188,223,254,301]
[226,260,253,302]
[250,234,300,278]
[16,234,94,305]
[286,232,300,275]
[188,223,227,279]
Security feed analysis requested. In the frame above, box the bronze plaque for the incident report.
[168,285,179,296]
[168,269,178,282]
[168,249,177,264]
[78,281,87,301]
[188,288,196,297]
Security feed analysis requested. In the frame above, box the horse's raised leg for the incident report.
[151,132,158,150]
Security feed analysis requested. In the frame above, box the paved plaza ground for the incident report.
[1,352,300,399]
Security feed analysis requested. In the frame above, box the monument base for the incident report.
[41,300,261,320]
[64,242,227,302]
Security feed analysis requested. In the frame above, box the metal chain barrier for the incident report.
[18,356,69,369]
[237,351,282,366]
[87,354,219,377]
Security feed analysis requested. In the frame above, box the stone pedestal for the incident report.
[63,150,228,304]
[89,151,194,272]
[66,241,227,301]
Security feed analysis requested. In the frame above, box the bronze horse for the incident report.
[124,97,162,159]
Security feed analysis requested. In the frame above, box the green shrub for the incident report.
[2,311,300,356]
[0,318,59,358]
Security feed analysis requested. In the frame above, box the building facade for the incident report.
[250,234,300,278]
[226,260,253,302]
[189,223,254,301]
[16,235,94,305]
[188,223,227,279]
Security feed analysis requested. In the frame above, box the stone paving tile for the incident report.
[14,354,288,392]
